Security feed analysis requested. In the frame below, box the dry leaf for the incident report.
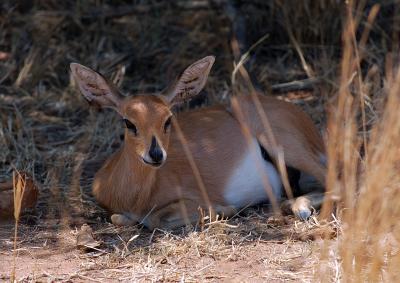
[76,224,101,250]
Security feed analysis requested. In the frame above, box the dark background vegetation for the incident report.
[1,0,397,181]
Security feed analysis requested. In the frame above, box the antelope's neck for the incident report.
[115,144,157,213]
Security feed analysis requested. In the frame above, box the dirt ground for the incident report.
[1,210,335,282]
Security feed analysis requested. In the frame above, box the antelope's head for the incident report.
[70,56,215,168]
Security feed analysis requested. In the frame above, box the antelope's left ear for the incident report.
[165,56,215,105]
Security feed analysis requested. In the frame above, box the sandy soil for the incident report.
[1,212,334,282]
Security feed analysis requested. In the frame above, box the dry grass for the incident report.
[317,2,400,281]
[11,171,25,282]
[1,0,399,281]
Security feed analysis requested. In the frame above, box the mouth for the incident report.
[142,158,162,167]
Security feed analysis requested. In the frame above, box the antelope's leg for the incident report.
[111,212,141,226]
[161,204,237,230]
[142,200,237,230]
[280,192,324,220]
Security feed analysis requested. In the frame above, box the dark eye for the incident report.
[164,117,172,133]
[124,119,137,136]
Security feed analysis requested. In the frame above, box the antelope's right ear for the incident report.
[165,56,215,105]
[70,63,123,111]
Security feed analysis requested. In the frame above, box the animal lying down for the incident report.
[70,56,326,230]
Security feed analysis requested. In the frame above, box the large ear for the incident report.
[166,56,215,105]
[70,63,123,111]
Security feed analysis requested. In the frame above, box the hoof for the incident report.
[281,196,314,221]
[291,196,313,221]
[111,213,138,226]
[140,218,157,231]
[296,208,312,221]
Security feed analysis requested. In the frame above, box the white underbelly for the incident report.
[223,146,282,208]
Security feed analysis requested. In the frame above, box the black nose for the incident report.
[149,136,163,163]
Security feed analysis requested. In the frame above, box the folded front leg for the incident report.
[141,200,237,230]
[140,200,196,230]
[111,212,141,226]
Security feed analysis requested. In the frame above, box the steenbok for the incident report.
[70,56,325,230]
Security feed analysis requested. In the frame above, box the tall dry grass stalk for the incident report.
[320,2,400,281]
[11,170,27,282]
